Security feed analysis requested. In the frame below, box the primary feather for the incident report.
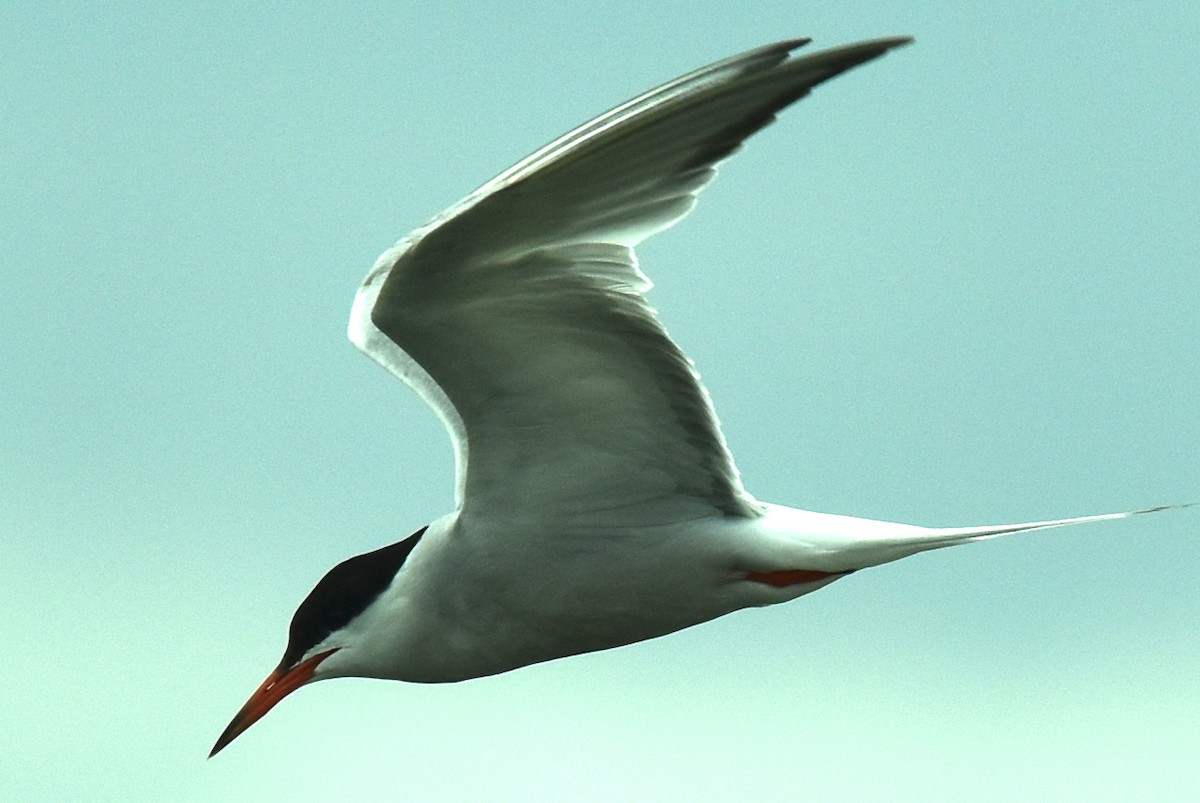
[350,37,913,524]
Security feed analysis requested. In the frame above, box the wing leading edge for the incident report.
[350,37,912,526]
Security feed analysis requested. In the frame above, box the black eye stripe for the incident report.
[282,527,426,667]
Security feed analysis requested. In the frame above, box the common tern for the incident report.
[211,36,1192,757]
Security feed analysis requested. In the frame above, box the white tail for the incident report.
[815,502,1198,572]
[868,503,1197,567]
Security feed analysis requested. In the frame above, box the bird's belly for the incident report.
[388,509,877,682]
[408,521,749,681]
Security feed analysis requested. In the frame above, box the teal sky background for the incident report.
[4,3,1198,800]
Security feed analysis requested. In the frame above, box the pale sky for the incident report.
[4,3,1199,800]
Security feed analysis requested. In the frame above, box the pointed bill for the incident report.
[209,649,338,757]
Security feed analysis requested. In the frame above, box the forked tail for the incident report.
[930,502,1194,540]
[831,502,1197,571]
[881,502,1197,564]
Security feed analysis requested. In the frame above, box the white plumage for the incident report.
[211,36,1192,757]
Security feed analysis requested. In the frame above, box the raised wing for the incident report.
[350,37,911,526]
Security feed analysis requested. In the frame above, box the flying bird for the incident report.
[211,36,1192,756]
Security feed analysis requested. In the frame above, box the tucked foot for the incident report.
[744,569,854,587]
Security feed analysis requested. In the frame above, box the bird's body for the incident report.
[335,507,854,684]
[211,36,1192,756]
[324,504,1162,686]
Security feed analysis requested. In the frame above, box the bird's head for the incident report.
[209,527,426,757]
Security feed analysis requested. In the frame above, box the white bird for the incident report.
[211,36,1192,756]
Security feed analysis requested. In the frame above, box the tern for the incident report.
[211,36,1192,757]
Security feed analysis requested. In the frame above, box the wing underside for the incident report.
[350,38,912,526]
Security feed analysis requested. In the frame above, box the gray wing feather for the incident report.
[352,37,911,525]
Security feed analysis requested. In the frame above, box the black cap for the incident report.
[280,526,427,668]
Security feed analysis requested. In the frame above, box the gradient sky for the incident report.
[4,3,1199,800]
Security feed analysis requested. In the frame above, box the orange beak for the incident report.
[209,648,338,757]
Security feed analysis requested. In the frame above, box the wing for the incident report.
[350,37,911,526]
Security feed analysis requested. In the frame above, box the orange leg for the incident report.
[745,568,851,587]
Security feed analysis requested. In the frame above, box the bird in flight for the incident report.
[210,36,1191,756]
